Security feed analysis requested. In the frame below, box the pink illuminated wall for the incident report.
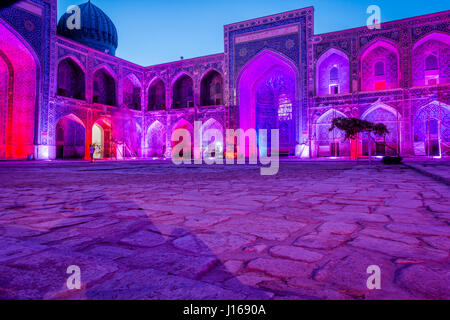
[361,41,399,91]
[172,118,194,156]
[0,56,8,159]
[0,22,37,159]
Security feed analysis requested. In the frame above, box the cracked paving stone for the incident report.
[0,253,118,300]
[214,216,305,241]
[246,258,314,279]
[84,245,135,260]
[420,236,450,251]
[119,230,168,248]
[349,236,448,261]
[359,227,421,245]
[183,215,230,228]
[318,222,358,235]
[396,264,450,300]
[313,251,416,299]
[82,269,268,300]
[0,237,48,263]
[118,245,219,280]
[293,232,350,250]
[386,223,450,237]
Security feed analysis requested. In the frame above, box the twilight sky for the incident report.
[56,0,449,66]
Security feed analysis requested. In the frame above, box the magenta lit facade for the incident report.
[0,1,449,160]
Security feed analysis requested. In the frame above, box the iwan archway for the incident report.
[92,118,113,159]
[237,50,299,156]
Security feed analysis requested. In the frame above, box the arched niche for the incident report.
[93,67,116,106]
[200,70,223,106]
[316,48,350,95]
[360,39,399,91]
[57,57,85,100]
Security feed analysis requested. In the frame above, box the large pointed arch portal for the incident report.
[237,50,299,156]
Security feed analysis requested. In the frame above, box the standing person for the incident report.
[89,144,95,163]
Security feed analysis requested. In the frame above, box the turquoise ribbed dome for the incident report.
[57,1,118,55]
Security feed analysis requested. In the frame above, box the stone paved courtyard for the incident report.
[0,161,448,300]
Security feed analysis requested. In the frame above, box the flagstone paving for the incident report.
[0,161,448,300]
